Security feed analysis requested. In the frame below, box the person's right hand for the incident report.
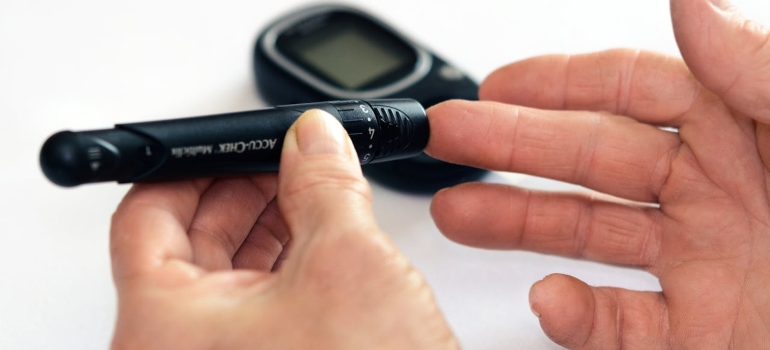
[427,0,770,348]
[109,110,457,350]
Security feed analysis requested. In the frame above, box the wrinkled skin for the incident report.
[110,0,770,349]
[428,0,770,348]
[110,112,458,349]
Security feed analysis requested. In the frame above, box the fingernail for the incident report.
[530,305,541,318]
[529,279,543,319]
[295,109,346,155]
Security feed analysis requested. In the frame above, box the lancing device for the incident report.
[40,99,428,187]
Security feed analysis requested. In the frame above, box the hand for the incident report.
[427,0,770,348]
[109,110,457,349]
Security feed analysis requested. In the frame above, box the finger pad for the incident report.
[430,183,526,248]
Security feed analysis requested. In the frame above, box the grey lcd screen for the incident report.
[296,28,407,90]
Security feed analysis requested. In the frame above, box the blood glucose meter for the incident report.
[254,4,486,193]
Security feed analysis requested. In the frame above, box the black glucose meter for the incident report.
[254,4,487,193]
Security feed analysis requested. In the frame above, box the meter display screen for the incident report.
[276,12,417,90]
[297,29,404,89]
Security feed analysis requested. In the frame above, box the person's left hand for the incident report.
[109,110,457,349]
[425,0,770,348]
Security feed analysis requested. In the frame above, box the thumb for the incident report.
[274,110,457,349]
[529,274,670,349]
[277,109,377,248]
[671,0,770,121]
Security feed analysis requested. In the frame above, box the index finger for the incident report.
[425,100,679,203]
[110,179,213,284]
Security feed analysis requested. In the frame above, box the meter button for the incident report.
[439,64,465,81]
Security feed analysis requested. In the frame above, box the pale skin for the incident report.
[110,0,770,349]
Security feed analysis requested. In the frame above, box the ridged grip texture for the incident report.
[374,106,413,158]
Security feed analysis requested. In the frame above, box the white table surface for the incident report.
[2,1,768,349]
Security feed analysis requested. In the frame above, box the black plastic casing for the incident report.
[254,4,486,193]
[40,99,427,187]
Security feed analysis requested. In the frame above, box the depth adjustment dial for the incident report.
[330,100,382,164]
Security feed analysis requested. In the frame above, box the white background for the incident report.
[1,1,769,349]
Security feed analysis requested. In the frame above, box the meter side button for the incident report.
[439,64,465,81]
